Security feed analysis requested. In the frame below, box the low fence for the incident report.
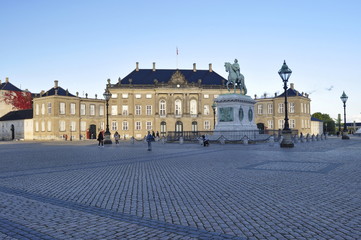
[166,129,299,142]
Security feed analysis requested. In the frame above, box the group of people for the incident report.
[97,131,158,149]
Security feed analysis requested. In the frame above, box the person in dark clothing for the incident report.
[97,132,104,147]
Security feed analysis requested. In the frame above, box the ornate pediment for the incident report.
[168,70,187,85]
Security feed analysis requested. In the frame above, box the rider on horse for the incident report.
[232,59,241,81]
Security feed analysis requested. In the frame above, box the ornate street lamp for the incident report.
[212,102,217,129]
[340,91,350,140]
[103,88,112,144]
[278,60,294,148]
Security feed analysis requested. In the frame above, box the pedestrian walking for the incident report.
[97,131,104,147]
[114,131,120,145]
[146,131,155,151]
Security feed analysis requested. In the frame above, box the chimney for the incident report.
[152,62,156,71]
[290,83,294,89]
[193,63,197,72]
[6,77,9,83]
[209,63,213,72]
[54,80,59,88]
[136,62,139,71]
[76,92,79,97]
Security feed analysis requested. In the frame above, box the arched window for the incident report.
[159,99,166,116]
[192,121,198,132]
[190,99,197,115]
[160,121,167,135]
[175,99,182,115]
[175,121,183,132]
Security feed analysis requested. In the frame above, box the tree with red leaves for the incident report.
[1,91,32,110]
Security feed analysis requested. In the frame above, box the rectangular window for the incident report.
[146,94,152,99]
[289,102,295,113]
[35,121,39,131]
[35,104,39,115]
[122,105,128,115]
[81,104,86,115]
[59,120,66,131]
[70,121,76,131]
[146,105,152,115]
[99,105,104,116]
[135,105,141,115]
[204,105,210,115]
[300,103,304,113]
[146,121,152,130]
[122,93,128,99]
[90,104,95,116]
[257,104,263,114]
[290,119,296,128]
[135,94,141,99]
[47,121,52,131]
[204,120,210,130]
[203,94,209,99]
[111,93,118,99]
[41,103,45,115]
[267,104,273,114]
[81,121,86,131]
[60,102,66,114]
[111,121,118,131]
[122,121,128,130]
[111,105,118,115]
[267,120,273,129]
[47,103,52,114]
[278,103,284,114]
[100,122,105,131]
[135,121,141,130]
[70,103,76,115]
[278,119,285,129]
[41,121,45,131]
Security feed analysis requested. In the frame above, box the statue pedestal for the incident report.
[211,94,259,141]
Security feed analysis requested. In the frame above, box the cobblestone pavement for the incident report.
[0,137,360,239]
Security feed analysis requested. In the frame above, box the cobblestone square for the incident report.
[0,137,360,239]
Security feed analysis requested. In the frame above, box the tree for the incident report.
[312,112,336,134]
[1,90,32,110]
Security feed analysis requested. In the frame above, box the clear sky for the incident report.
[1,0,360,122]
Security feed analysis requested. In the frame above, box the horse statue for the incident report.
[224,62,247,95]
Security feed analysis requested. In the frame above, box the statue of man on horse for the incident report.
[224,59,247,95]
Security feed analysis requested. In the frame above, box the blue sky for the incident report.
[1,0,360,122]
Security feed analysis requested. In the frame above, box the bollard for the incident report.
[243,136,249,145]
[219,136,225,145]
[268,136,275,147]
[179,136,184,145]
[161,137,166,144]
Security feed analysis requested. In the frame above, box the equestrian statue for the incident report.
[224,59,247,95]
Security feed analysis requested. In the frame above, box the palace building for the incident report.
[254,83,313,135]
[106,62,229,139]
[32,80,105,140]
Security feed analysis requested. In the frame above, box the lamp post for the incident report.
[340,91,350,140]
[212,102,216,129]
[103,88,112,144]
[278,60,294,148]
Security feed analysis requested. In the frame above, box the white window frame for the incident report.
[122,105,128,116]
[146,121,152,130]
[289,102,295,113]
[146,105,152,115]
[99,105,104,116]
[70,103,76,115]
[90,104,95,116]
[267,104,273,114]
[190,99,197,115]
[59,120,66,131]
[290,119,296,128]
[111,121,118,131]
[257,104,263,114]
[60,102,66,115]
[41,103,45,115]
[175,99,182,115]
[135,94,141,99]
[159,100,166,116]
[47,121,52,131]
[80,104,86,115]
[111,105,118,115]
[122,93,128,99]
[35,104,39,115]
[81,121,86,131]
[135,121,141,130]
[146,94,152,99]
[135,105,141,115]
[204,120,210,130]
[278,103,284,114]
[122,121,129,131]
[267,120,273,129]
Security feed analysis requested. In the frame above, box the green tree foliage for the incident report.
[312,112,336,134]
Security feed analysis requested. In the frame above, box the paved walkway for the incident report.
[0,137,360,239]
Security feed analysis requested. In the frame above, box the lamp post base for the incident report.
[280,129,294,148]
[342,132,350,140]
[104,131,112,144]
